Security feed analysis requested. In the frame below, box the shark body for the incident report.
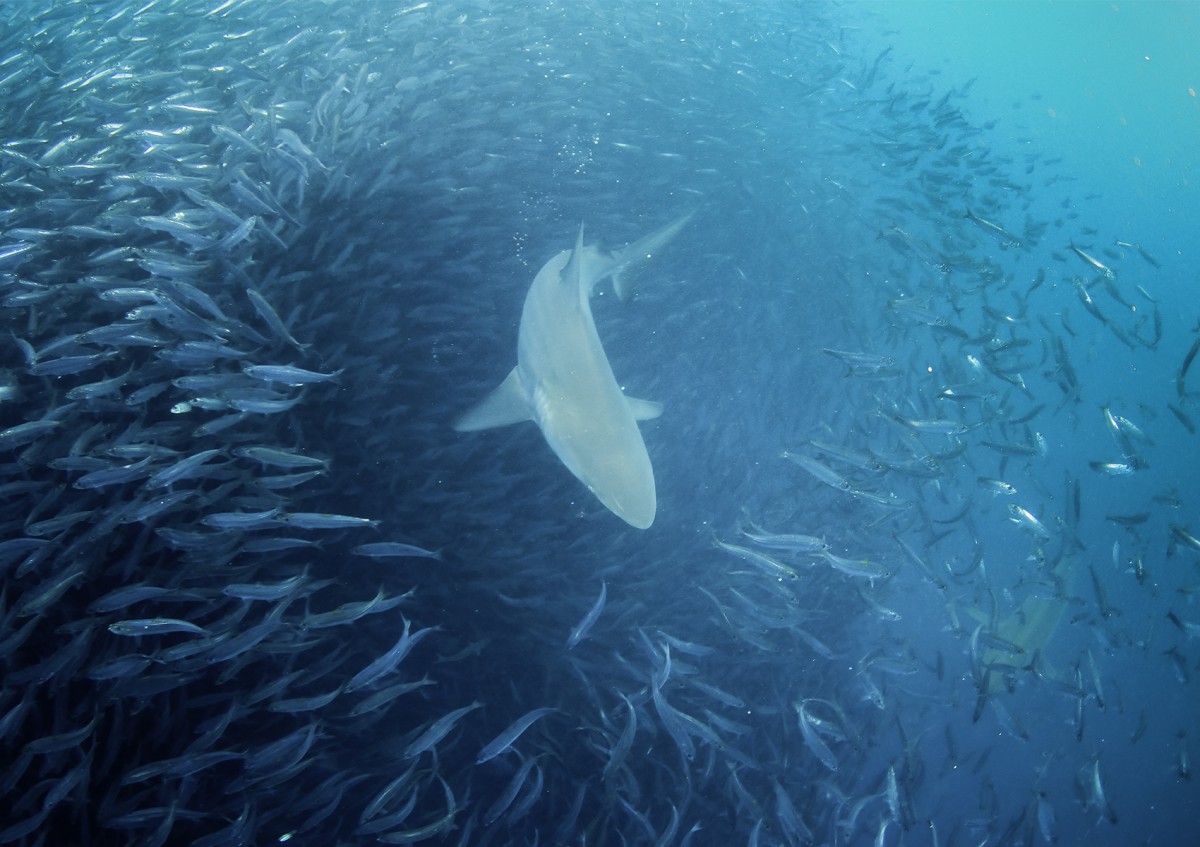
[454,213,692,529]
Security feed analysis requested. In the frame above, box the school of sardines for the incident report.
[0,0,1195,845]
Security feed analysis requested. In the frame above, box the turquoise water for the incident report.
[867,2,1197,243]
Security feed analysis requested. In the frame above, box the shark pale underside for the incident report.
[454,213,693,528]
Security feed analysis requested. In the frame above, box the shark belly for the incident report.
[518,251,656,529]
[453,214,690,529]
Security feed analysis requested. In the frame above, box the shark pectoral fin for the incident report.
[625,396,663,421]
[453,367,531,432]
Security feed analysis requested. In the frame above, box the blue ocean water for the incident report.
[0,1,1195,845]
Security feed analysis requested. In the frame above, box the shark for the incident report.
[454,212,693,529]
[959,550,1079,694]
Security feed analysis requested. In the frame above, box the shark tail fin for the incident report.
[609,210,696,300]
[453,366,531,431]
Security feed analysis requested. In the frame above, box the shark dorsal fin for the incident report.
[563,223,586,294]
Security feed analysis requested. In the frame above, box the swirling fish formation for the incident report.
[0,1,1193,846]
